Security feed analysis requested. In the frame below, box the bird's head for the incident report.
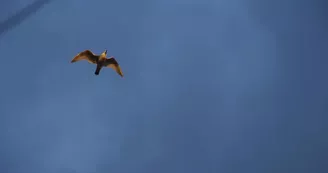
[101,49,107,56]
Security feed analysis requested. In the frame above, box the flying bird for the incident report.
[71,49,123,77]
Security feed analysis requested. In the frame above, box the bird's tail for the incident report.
[95,65,102,75]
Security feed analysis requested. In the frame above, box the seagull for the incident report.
[71,49,123,77]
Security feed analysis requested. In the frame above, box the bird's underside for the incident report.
[71,50,123,77]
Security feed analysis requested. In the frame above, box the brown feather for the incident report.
[71,50,98,64]
[104,57,124,77]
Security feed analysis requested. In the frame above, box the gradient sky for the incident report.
[0,0,327,173]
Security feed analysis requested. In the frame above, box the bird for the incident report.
[71,49,123,77]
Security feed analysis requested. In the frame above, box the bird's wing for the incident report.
[71,50,98,64]
[103,57,124,77]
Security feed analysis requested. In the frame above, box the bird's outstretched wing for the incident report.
[71,50,98,64]
[104,57,124,77]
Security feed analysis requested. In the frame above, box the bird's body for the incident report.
[71,49,123,77]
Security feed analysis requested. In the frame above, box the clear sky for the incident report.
[0,0,327,173]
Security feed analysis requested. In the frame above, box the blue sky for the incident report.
[0,0,327,173]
